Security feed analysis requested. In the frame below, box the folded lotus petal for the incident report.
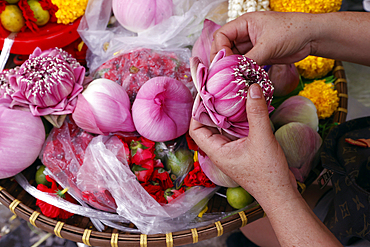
[9,47,86,117]
[192,98,218,128]
[214,96,245,118]
[72,94,104,135]
[196,62,209,93]
[192,19,221,68]
[190,57,201,92]
[208,48,226,69]
[191,49,274,138]
[72,78,135,135]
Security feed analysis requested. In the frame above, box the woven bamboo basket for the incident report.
[0,60,348,247]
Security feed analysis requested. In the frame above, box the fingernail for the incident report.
[249,84,262,99]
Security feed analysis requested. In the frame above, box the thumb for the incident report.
[246,83,274,141]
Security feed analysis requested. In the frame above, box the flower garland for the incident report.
[295,56,335,79]
[298,79,339,119]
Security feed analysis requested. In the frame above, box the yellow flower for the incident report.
[270,0,342,13]
[295,56,335,79]
[298,79,339,119]
[52,0,88,25]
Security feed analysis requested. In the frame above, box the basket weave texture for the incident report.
[0,61,348,247]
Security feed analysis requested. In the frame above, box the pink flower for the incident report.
[191,49,274,138]
[132,76,193,142]
[9,47,85,116]
[0,68,18,101]
[72,78,135,135]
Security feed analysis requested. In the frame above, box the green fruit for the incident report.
[28,0,50,26]
[5,0,20,3]
[0,5,25,32]
[166,148,194,177]
[35,165,51,186]
[226,187,254,209]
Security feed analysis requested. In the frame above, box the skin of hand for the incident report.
[210,11,315,66]
[211,11,370,67]
[189,83,342,246]
[189,83,295,203]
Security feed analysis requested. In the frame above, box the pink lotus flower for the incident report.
[0,101,45,179]
[191,49,274,138]
[9,47,85,117]
[112,0,173,33]
[72,78,135,135]
[0,68,17,101]
[267,64,300,97]
[29,47,81,70]
[132,76,193,142]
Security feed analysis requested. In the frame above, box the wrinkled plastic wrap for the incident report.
[37,117,258,234]
[78,0,226,72]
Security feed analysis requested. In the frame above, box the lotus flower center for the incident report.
[18,56,75,106]
[233,56,274,105]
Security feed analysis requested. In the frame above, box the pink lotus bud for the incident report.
[112,0,173,33]
[132,76,193,142]
[9,47,85,116]
[267,64,300,97]
[270,95,318,131]
[191,49,274,138]
[275,122,322,182]
[72,78,135,135]
[0,101,45,179]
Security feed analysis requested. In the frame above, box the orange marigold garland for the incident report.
[298,79,339,119]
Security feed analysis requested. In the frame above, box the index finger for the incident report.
[210,30,235,61]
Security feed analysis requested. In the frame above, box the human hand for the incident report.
[211,11,317,65]
[189,83,297,205]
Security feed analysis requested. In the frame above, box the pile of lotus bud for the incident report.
[271,95,322,182]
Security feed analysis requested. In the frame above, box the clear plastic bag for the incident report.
[77,0,226,72]
[39,117,233,234]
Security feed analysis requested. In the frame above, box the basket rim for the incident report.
[0,60,348,247]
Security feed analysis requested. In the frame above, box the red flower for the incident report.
[185,132,198,151]
[0,1,6,13]
[164,187,185,203]
[131,159,154,182]
[141,182,167,204]
[153,159,164,169]
[151,168,173,190]
[18,0,39,33]
[184,161,216,188]
[36,176,77,219]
